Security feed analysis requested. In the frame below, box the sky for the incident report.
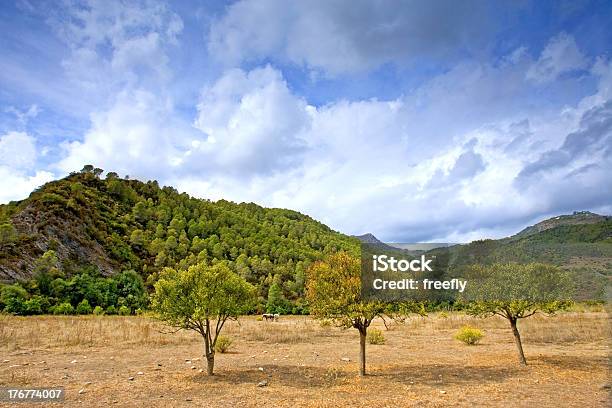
[1,0,611,242]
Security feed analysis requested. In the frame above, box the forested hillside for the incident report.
[0,166,358,313]
[441,215,612,300]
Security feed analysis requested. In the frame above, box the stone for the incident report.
[257,380,268,387]
[340,357,350,362]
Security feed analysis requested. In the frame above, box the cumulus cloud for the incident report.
[208,0,497,74]
[526,33,588,83]
[0,131,37,170]
[0,131,55,202]
[58,89,197,179]
[54,47,612,242]
[192,66,311,174]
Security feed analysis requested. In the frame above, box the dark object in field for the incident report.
[262,313,279,321]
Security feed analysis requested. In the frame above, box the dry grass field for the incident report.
[0,311,610,407]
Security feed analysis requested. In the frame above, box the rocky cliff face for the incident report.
[1,200,118,282]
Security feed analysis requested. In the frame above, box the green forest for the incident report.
[0,166,358,315]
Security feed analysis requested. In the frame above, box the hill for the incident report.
[0,167,359,312]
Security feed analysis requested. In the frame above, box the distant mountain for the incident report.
[433,212,612,301]
[512,211,609,239]
[353,233,384,244]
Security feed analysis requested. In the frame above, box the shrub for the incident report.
[53,302,74,315]
[454,326,484,345]
[24,296,47,315]
[439,311,449,319]
[319,319,332,328]
[118,305,131,316]
[215,335,233,353]
[93,305,104,315]
[367,328,386,345]
[76,299,92,314]
[105,305,117,315]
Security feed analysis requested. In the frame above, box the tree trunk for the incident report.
[510,318,527,365]
[206,353,215,375]
[359,328,366,376]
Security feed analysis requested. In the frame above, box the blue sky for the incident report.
[1,0,611,242]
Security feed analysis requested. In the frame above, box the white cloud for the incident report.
[0,168,55,203]
[0,131,55,203]
[53,0,183,95]
[192,66,311,174]
[0,131,37,170]
[526,33,588,83]
[58,89,196,179]
[54,48,612,241]
[208,0,497,74]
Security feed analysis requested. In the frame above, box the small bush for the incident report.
[256,316,263,321]
[319,319,332,328]
[76,299,92,314]
[439,311,449,319]
[454,326,484,345]
[53,302,74,315]
[93,305,104,315]
[367,328,385,345]
[24,296,46,315]
[118,305,131,316]
[215,335,233,353]
[105,305,117,315]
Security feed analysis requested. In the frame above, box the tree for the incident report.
[33,250,60,295]
[152,262,255,375]
[81,164,94,173]
[463,263,573,365]
[0,222,18,247]
[266,278,287,313]
[307,252,422,376]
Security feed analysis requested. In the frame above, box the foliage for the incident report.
[76,299,93,314]
[118,305,131,316]
[0,170,359,312]
[53,302,74,315]
[307,252,423,375]
[0,251,147,316]
[152,262,255,375]
[93,305,104,315]
[454,326,484,345]
[266,279,289,314]
[367,328,386,345]
[1,284,28,314]
[462,263,573,364]
[0,222,18,247]
[215,335,233,353]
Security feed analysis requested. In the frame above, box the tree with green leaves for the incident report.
[462,263,574,365]
[0,222,18,247]
[152,262,255,375]
[307,252,423,376]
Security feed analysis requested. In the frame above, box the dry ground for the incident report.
[0,311,610,407]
